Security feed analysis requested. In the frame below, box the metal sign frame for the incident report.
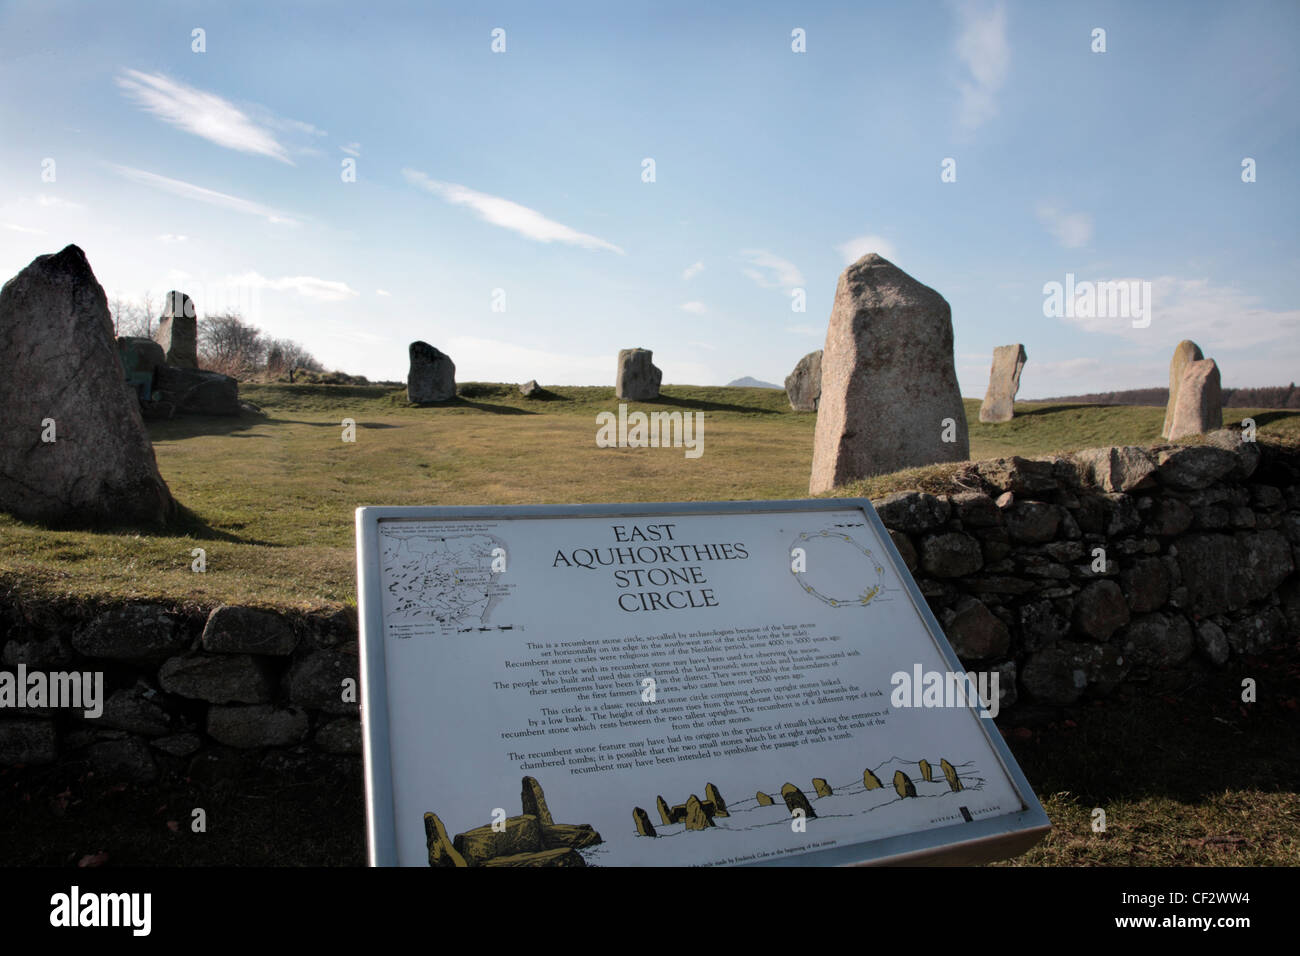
[356,498,1051,867]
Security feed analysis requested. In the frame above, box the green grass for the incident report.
[0,385,1296,609]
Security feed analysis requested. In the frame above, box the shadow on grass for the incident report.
[646,394,783,415]
[1011,403,1111,417]
[1242,410,1299,428]
[408,397,538,415]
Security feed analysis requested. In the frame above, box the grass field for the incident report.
[2,382,1298,609]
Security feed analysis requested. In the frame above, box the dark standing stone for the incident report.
[0,246,175,525]
[633,807,658,837]
[616,348,662,401]
[785,350,822,411]
[154,366,240,416]
[780,782,817,818]
[521,776,553,825]
[407,341,456,403]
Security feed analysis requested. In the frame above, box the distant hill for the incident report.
[726,376,782,389]
[1033,384,1300,409]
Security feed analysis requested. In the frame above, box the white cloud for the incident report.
[341,142,362,157]
[229,271,359,302]
[36,194,84,210]
[682,261,705,280]
[953,1,1009,131]
[837,235,898,264]
[109,165,300,226]
[738,249,804,291]
[681,301,708,315]
[1036,202,1093,248]
[156,234,188,242]
[3,222,45,235]
[116,70,298,164]
[403,169,624,254]
[1056,275,1300,351]
[375,289,391,297]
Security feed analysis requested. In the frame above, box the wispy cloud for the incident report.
[682,261,705,280]
[375,289,391,297]
[229,271,359,302]
[785,324,822,336]
[156,234,188,243]
[109,165,300,225]
[36,194,84,210]
[340,142,362,157]
[681,301,708,314]
[403,169,624,254]
[3,222,46,235]
[116,69,299,164]
[1036,202,1093,248]
[738,250,804,291]
[953,1,1009,132]
[837,235,897,264]
[1057,276,1300,350]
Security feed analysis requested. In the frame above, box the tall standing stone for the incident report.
[407,341,456,403]
[785,349,822,411]
[809,255,969,493]
[154,291,197,369]
[978,344,1027,423]
[1167,358,1223,440]
[615,348,661,401]
[0,246,175,525]
[1161,340,1204,438]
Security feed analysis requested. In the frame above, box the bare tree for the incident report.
[265,337,324,376]
[198,313,265,378]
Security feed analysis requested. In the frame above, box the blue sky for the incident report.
[1,0,1296,396]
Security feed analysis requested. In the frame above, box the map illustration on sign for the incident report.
[789,528,890,608]
[380,528,516,637]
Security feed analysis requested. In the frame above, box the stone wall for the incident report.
[875,431,1300,714]
[2,430,1297,776]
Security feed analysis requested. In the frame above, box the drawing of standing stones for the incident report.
[521,775,553,825]
[633,807,657,837]
[978,344,1027,423]
[407,341,456,403]
[781,782,817,819]
[684,794,715,830]
[1162,340,1204,438]
[812,777,833,797]
[0,245,176,526]
[863,769,883,789]
[705,782,728,817]
[656,795,675,825]
[423,812,468,867]
[941,758,963,793]
[756,791,774,805]
[919,759,933,782]
[785,349,822,411]
[1167,358,1223,440]
[809,254,969,493]
[153,290,197,368]
[894,770,917,797]
[616,347,662,400]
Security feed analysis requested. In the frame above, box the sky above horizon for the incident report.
[1,0,1296,398]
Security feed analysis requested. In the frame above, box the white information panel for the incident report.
[356,500,1049,867]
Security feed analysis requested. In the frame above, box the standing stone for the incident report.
[520,776,553,825]
[1167,359,1223,440]
[615,348,661,401]
[755,791,774,806]
[940,758,963,792]
[704,782,728,816]
[918,759,933,782]
[1162,340,1204,438]
[785,350,823,411]
[153,291,197,369]
[894,770,917,798]
[811,777,833,797]
[810,255,969,493]
[780,782,817,819]
[0,246,175,526]
[424,812,469,867]
[632,807,657,837]
[978,344,1027,423]
[407,341,456,403]
[863,769,883,790]
[656,795,674,826]
[683,794,715,830]
[519,379,540,398]
[117,336,166,398]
